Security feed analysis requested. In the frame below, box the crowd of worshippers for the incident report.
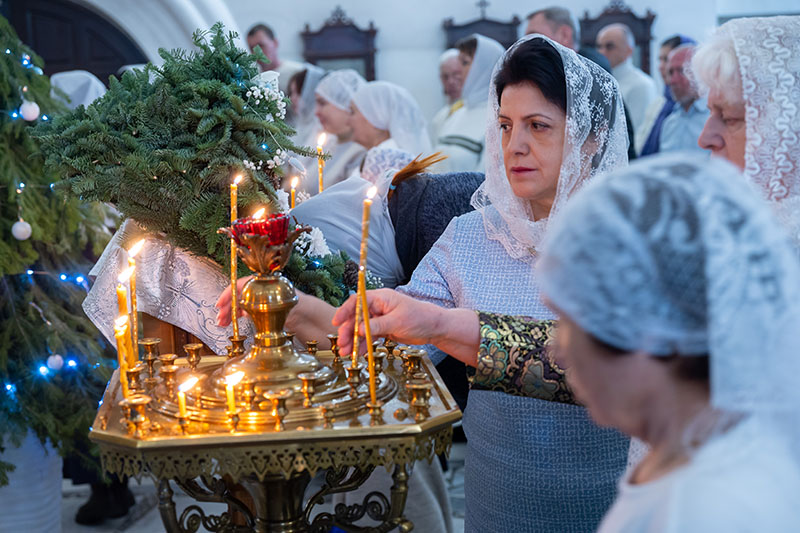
[220,11,800,533]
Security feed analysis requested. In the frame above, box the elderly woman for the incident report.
[287,64,325,156]
[693,16,800,240]
[432,34,504,173]
[306,69,367,191]
[338,34,630,532]
[339,153,800,531]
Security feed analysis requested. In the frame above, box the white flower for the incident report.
[306,226,331,256]
[297,190,310,205]
[254,70,280,91]
[274,189,290,212]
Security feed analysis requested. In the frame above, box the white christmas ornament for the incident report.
[20,100,40,121]
[12,219,32,240]
[46,354,64,370]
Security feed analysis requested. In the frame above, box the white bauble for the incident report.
[46,354,64,370]
[20,100,40,121]
[11,220,32,240]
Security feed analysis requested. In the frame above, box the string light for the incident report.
[38,366,49,376]
[41,115,49,121]
[26,269,33,275]
[59,274,67,281]
[67,359,78,368]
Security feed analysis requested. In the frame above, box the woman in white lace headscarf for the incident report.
[431,34,505,173]
[335,34,631,533]
[693,16,800,245]
[537,152,800,531]
[349,80,431,157]
[307,69,367,192]
[287,64,325,154]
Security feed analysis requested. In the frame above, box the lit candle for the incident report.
[290,176,299,209]
[127,239,145,358]
[352,186,377,367]
[225,371,245,414]
[317,132,327,194]
[113,315,131,399]
[252,207,266,220]
[230,175,243,339]
[117,266,136,367]
[177,376,199,418]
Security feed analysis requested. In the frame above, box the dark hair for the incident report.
[454,36,478,58]
[247,24,275,40]
[661,35,683,50]
[588,333,710,382]
[289,69,307,95]
[494,37,566,112]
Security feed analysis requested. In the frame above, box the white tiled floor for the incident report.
[62,443,466,533]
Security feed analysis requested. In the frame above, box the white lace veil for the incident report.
[538,153,800,422]
[315,69,366,111]
[460,34,505,109]
[709,17,800,244]
[471,34,629,260]
[351,81,432,156]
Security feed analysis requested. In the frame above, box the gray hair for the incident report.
[527,7,580,45]
[439,48,460,66]
[599,23,635,49]
[691,32,741,104]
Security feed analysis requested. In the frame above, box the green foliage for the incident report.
[33,24,320,271]
[0,15,116,484]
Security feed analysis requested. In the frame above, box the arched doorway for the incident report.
[8,0,147,84]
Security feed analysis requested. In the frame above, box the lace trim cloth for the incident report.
[85,219,254,354]
[471,34,629,260]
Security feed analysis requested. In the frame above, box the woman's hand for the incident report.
[332,289,481,365]
[216,276,253,326]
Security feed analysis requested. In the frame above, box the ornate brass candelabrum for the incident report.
[90,215,460,533]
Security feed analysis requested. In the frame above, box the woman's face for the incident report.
[698,87,747,170]
[499,82,566,219]
[554,313,651,436]
[349,103,383,149]
[458,51,473,80]
[315,95,352,137]
[288,80,301,114]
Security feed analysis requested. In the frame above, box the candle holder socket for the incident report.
[366,400,385,425]
[405,380,433,422]
[384,340,398,361]
[346,364,363,398]
[228,335,247,358]
[320,403,335,429]
[139,337,161,377]
[262,389,292,431]
[183,343,203,371]
[305,340,318,357]
[297,372,318,408]
[374,348,387,376]
[159,364,179,397]
[404,349,424,378]
[126,362,145,392]
[158,353,178,369]
[227,412,240,432]
[128,394,152,438]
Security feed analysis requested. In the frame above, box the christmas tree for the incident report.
[35,24,364,306]
[0,15,115,485]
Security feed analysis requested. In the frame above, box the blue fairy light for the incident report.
[4,49,10,54]
[26,269,33,275]
[49,183,55,189]
[59,274,67,281]
[21,54,31,67]
[67,359,78,368]
[38,365,49,376]
[11,111,18,119]
[75,275,85,283]
[5,383,15,393]
[42,115,49,121]
[261,143,269,151]
[19,182,25,189]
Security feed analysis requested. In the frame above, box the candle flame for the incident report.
[127,238,145,258]
[117,265,135,284]
[233,175,243,186]
[317,132,327,147]
[179,376,200,392]
[291,176,299,189]
[252,207,266,220]
[114,315,129,328]
[225,371,245,386]
[366,186,378,200]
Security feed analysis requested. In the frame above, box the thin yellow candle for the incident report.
[230,175,243,339]
[117,267,136,366]
[177,376,199,418]
[352,186,377,367]
[113,316,130,399]
[359,273,377,404]
[317,132,327,193]
[127,239,145,358]
[225,371,245,413]
[291,176,299,209]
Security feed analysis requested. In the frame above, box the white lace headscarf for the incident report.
[292,64,326,146]
[351,81,432,156]
[538,153,800,423]
[315,69,365,111]
[471,35,628,260]
[694,17,800,244]
[460,34,506,109]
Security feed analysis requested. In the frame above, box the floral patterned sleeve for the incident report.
[467,311,578,405]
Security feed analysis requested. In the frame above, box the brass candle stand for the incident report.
[90,219,460,533]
